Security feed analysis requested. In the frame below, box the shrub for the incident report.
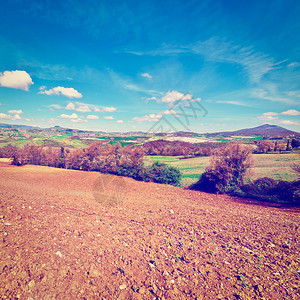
[241,177,278,196]
[240,177,300,204]
[147,162,181,186]
[256,141,275,153]
[190,143,253,194]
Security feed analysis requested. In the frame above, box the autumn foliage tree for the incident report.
[6,141,181,186]
[190,143,253,194]
[257,141,275,153]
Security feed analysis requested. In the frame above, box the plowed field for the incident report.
[0,160,299,299]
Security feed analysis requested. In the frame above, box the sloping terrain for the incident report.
[212,124,300,137]
[0,159,299,299]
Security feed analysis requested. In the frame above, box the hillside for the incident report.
[0,122,299,138]
[0,159,299,299]
[212,124,300,137]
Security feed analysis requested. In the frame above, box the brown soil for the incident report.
[0,160,299,299]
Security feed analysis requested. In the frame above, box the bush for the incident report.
[190,143,253,194]
[147,162,181,186]
[241,177,278,196]
[240,177,300,204]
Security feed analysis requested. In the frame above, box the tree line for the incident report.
[0,142,181,186]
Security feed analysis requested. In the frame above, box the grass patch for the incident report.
[144,153,299,187]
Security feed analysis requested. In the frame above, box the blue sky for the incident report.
[0,0,299,133]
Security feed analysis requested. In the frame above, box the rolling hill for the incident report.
[211,124,300,137]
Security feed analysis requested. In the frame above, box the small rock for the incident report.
[162,271,169,276]
[28,280,35,289]
[55,251,63,258]
[28,206,32,210]
[119,284,126,290]
[170,279,175,284]
[89,264,101,277]
[170,210,174,214]
[138,286,146,294]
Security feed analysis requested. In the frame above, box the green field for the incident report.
[0,131,148,149]
[145,152,300,187]
[145,155,210,186]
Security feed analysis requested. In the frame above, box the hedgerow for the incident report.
[1,142,181,186]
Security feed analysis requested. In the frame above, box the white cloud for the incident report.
[103,106,116,112]
[59,113,78,119]
[124,83,160,94]
[263,112,278,116]
[48,118,57,124]
[280,109,300,116]
[70,118,88,123]
[0,113,20,120]
[216,100,252,107]
[257,115,278,121]
[14,114,21,120]
[66,102,76,110]
[103,116,114,120]
[39,86,82,98]
[257,110,300,122]
[76,104,91,113]
[116,120,124,123]
[39,86,46,90]
[145,96,157,101]
[257,112,279,120]
[163,110,177,115]
[279,120,300,126]
[141,73,152,80]
[129,37,275,83]
[87,115,99,120]
[132,113,162,123]
[8,110,23,115]
[0,113,12,120]
[24,118,34,122]
[252,89,295,104]
[192,97,202,102]
[287,62,300,68]
[47,100,117,114]
[49,104,63,109]
[161,91,192,103]
[0,70,33,91]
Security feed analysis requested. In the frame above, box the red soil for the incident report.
[0,160,299,299]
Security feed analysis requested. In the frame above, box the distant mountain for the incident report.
[0,123,38,130]
[0,123,299,138]
[211,124,300,137]
[47,126,106,134]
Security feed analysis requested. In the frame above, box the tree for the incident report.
[286,139,290,151]
[190,143,253,194]
[257,141,275,153]
[291,139,300,149]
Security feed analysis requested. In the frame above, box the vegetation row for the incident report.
[0,142,181,186]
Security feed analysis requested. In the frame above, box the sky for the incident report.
[0,0,299,133]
